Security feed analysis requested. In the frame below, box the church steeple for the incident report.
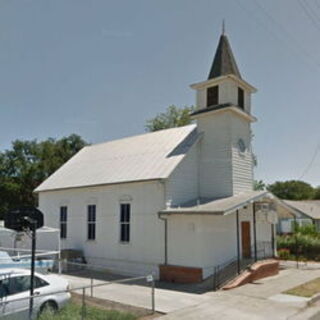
[208,33,241,80]
[190,31,258,198]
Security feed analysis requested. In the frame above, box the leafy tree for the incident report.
[253,180,266,191]
[0,134,87,219]
[267,180,315,200]
[314,186,320,200]
[145,105,195,132]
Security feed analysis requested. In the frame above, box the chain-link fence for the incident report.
[0,265,156,320]
[0,246,157,320]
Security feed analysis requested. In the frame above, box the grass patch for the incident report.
[284,277,320,298]
[39,302,137,320]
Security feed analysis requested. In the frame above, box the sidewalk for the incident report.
[63,274,211,314]
[61,267,320,319]
[157,268,320,319]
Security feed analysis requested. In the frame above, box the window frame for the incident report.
[119,203,131,244]
[207,85,219,107]
[87,204,96,241]
[60,206,68,239]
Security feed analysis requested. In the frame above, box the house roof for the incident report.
[35,125,199,192]
[159,191,270,216]
[208,34,241,80]
[283,200,320,220]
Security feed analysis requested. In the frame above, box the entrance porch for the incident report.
[158,191,279,284]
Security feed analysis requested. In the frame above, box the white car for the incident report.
[0,268,71,319]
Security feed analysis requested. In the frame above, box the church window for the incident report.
[87,205,96,240]
[238,87,244,109]
[207,85,219,106]
[120,203,131,243]
[60,206,67,239]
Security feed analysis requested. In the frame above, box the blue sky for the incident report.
[0,0,319,186]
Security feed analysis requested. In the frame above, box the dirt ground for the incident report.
[71,292,163,319]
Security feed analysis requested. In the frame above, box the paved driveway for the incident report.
[61,267,320,319]
[63,274,210,313]
[157,268,320,319]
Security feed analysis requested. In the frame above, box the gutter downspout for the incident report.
[158,214,168,265]
[159,180,168,265]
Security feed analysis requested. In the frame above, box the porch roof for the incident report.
[159,191,271,216]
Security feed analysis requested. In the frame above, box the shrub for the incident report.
[277,248,291,260]
[277,233,320,260]
[296,224,318,236]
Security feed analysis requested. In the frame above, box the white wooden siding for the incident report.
[38,181,166,277]
[165,142,199,206]
[167,204,273,278]
[230,116,253,194]
[197,112,233,198]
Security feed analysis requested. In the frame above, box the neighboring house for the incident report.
[278,200,320,233]
[35,32,279,282]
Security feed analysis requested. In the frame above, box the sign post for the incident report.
[4,207,44,320]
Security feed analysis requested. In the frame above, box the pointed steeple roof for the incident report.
[208,34,241,80]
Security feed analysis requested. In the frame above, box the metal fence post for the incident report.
[213,266,216,291]
[90,276,93,298]
[216,266,219,290]
[58,259,62,275]
[152,278,155,314]
[81,288,86,320]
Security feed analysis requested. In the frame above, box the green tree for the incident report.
[253,180,266,191]
[145,105,195,132]
[314,186,320,200]
[0,134,87,219]
[267,180,315,200]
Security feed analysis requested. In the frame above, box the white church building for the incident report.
[35,32,279,282]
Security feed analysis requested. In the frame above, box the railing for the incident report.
[212,241,274,290]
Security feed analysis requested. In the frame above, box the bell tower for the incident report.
[191,31,257,199]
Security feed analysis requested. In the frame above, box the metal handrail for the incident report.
[212,241,274,290]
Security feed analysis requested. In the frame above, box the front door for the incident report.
[241,221,251,258]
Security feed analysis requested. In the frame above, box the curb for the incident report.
[308,292,320,306]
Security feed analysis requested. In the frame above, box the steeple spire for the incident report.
[208,30,241,80]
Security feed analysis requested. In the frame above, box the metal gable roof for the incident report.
[35,124,199,192]
[159,191,270,216]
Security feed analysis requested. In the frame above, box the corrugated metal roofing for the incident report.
[35,125,198,192]
[283,200,320,220]
[160,191,269,215]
